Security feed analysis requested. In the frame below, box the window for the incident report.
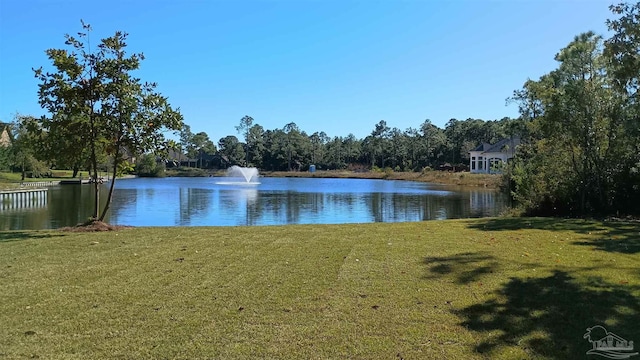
[471,157,476,170]
[478,157,483,170]
[489,158,502,173]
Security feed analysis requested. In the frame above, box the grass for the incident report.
[1,218,638,359]
[0,171,114,190]
[160,167,500,188]
[262,170,502,188]
[0,171,93,182]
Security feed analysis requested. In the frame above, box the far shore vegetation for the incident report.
[0,168,501,192]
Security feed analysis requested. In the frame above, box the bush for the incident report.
[164,167,207,177]
[136,154,165,177]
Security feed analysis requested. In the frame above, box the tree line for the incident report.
[177,116,523,172]
[2,113,523,175]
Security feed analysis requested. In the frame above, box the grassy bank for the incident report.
[2,169,500,189]
[160,167,501,187]
[262,170,501,188]
[1,218,638,359]
[0,171,106,182]
[0,171,119,190]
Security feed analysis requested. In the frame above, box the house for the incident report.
[0,122,12,147]
[469,137,520,174]
[162,148,199,168]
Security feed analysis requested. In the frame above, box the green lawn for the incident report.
[0,170,107,182]
[0,171,115,190]
[1,218,638,359]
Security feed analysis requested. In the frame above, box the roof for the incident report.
[471,137,521,155]
[164,148,198,162]
[473,143,492,152]
[0,122,12,147]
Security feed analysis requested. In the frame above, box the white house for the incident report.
[469,137,520,174]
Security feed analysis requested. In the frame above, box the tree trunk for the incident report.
[87,71,99,221]
[72,166,79,178]
[91,160,99,220]
[89,113,100,221]
[99,150,119,221]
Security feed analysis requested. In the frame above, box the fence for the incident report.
[0,188,48,211]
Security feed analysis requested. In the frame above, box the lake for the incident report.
[0,177,509,230]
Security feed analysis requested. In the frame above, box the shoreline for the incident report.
[259,170,502,188]
[2,169,503,189]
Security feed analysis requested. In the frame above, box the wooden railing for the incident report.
[0,188,49,210]
[20,181,61,187]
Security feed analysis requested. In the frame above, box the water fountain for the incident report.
[217,165,260,185]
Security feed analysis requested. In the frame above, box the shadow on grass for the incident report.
[456,270,640,359]
[0,231,64,243]
[467,217,640,254]
[424,252,499,284]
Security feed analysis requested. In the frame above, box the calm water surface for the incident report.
[0,177,509,230]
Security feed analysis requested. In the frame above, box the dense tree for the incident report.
[309,131,328,165]
[37,113,93,177]
[509,26,637,215]
[11,115,49,180]
[262,129,286,170]
[360,120,390,168]
[419,119,446,168]
[136,153,165,177]
[179,124,194,167]
[191,131,216,168]
[605,1,640,212]
[218,135,245,166]
[342,133,361,165]
[388,127,406,170]
[34,22,183,221]
[283,122,306,171]
[247,124,265,168]
[0,145,10,171]
[207,116,522,172]
[235,115,254,165]
[325,136,345,169]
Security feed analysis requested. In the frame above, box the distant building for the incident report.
[469,137,520,174]
[0,122,11,147]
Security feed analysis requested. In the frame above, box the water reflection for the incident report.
[179,188,214,225]
[1,178,510,229]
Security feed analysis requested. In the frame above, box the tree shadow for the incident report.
[0,231,64,243]
[467,217,606,232]
[572,226,640,254]
[456,270,640,359]
[423,252,499,284]
[467,217,640,254]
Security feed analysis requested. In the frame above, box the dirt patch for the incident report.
[58,221,132,232]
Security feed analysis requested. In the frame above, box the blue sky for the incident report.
[1,0,612,142]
